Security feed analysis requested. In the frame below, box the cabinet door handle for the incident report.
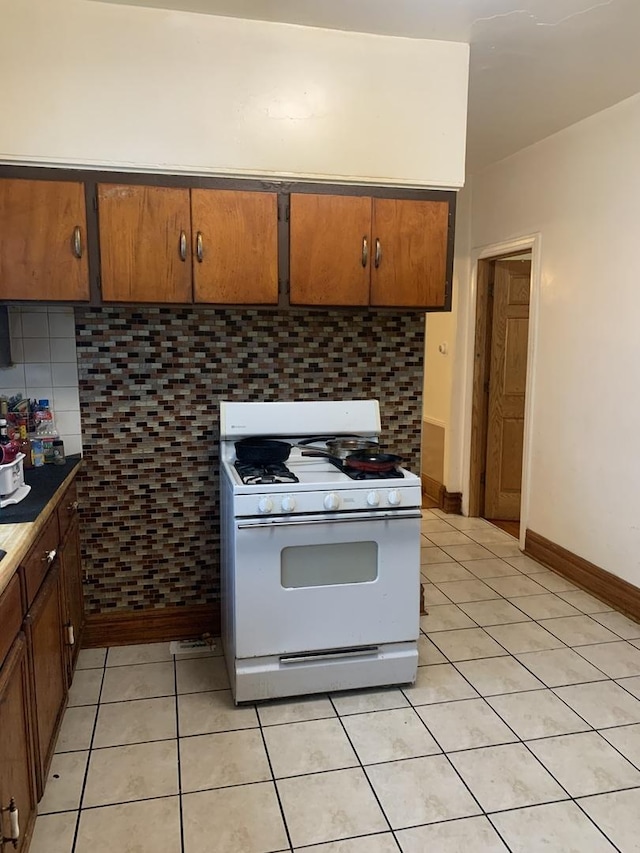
[72,226,83,259]
[196,231,204,263]
[179,231,187,261]
[374,238,382,268]
[68,500,79,513]
[66,623,75,646]
[361,236,368,268]
[42,548,57,565]
[2,798,19,847]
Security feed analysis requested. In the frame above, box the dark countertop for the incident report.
[0,455,82,524]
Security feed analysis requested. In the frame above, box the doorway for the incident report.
[469,254,531,531]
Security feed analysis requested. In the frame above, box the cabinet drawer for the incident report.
[22,514,60,608]
[0,575,23,667]
[57,480,79,542]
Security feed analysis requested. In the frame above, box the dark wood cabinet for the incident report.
[1,167,454,311]
[289,193,451,309]
[60,513,84,683]
[0,179,89,302]
[97,184,193,303]
[289,194,372,306]
[370,198,449,308]
[98,185,279,305]
[0,471,85,852]
[24,562,67,799]
[0,634,37,853]
[192,189,278,305]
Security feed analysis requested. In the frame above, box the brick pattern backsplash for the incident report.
[75,307,424,613]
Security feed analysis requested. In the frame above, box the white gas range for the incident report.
[219,400,422,703]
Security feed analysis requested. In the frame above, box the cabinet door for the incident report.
[60,515,84,682]
[370,198,450,308]
[24,563,67,798]
[98,184,192,303]
[0,634,37,853]
[289,194,372,306]
[0,179,89,301]
[22,512,59,609]
[192,189,278,304]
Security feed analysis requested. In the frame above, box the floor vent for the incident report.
[170,638,217,656]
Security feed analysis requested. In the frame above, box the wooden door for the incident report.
[98,184,192,303]
[192,189,278,304]
[0,634,37,853]
[289,194,372,306]
[370,198,449,308]
[0,179,89,301]
[484,260,531,520]
[24,562,67,798]
[60,515,84,683]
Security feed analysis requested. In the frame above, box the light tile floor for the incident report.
[32,509,640,852]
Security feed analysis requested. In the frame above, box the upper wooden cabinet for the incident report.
[98,185,193,303]
[370,198,449,308]
[98,185,279,305]
[0,179,89,302]
[192,189,278,305]
[289,194,372,306]
[289,193,451,309]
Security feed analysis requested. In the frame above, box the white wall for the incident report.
[0,0,468,187]
[452,92,640,586]
[423,184,471,482]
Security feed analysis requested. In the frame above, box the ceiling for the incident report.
[97,0,640,172]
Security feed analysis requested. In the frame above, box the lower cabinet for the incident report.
[0,472,85,851]
[0,634,37,853]
[60,515,84,682]
[24,563,68,799]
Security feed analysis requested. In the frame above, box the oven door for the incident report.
[232,510,421,658]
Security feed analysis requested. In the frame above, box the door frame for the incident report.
[461,234,542,547]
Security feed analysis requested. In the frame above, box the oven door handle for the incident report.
[237,512,422,529]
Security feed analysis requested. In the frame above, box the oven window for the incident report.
[281,542,378,588]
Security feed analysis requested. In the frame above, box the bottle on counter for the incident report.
[31,439,45,468]
[19,424,33,468]
[52,439,66,465]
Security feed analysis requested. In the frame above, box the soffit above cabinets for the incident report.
[92,0,640,172]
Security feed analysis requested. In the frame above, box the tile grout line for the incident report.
[255,705,295,852]
[173,655,186,853]
[69,648,108,853]
[325,693,404,852]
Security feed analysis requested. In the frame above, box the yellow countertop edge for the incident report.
[0,462,82,598]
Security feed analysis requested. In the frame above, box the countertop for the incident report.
[0,457,82,598]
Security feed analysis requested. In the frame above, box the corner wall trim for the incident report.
[421,474,462,515]
[525,530,640,621]
[83,604,220,648]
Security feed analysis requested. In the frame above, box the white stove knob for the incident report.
[281,496,296,513]
[324,492,341,511]
[388,489,402,506]
[367,490,380,507]
[258,497,273,514]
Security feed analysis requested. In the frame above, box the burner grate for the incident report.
[234,461,300,485]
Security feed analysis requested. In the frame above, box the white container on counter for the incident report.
[0,453,31,507]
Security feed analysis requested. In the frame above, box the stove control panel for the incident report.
[234,483,422,518]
